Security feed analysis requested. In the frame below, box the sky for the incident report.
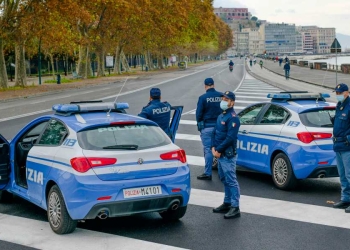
[213,0,350,36]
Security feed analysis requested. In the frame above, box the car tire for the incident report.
[0,190,13,203]
[212,157,218,170]
[159,206,187,221]
[271,153,297,190]
[47,185,77,234]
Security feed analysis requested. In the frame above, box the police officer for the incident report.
[196,78,222,180]
[138,88,171,134]
[211,91,241,219]
[332,83,350,213]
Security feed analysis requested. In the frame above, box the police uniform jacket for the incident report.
[333,96,350,152]
[211,107,240,154]
[196,88,222,128]
[138,100,171,133]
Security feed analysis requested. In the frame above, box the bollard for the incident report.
[57,74,61,84]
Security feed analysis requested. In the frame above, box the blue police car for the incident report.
[236,92,337,190]
[0,101,189,234]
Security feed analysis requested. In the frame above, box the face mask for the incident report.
[220,100,229,110]
[336,95,345,102]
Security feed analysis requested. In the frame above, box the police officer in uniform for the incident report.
[196,78,222,180]
[211,91,241,219]
[138,88,171,135]
[332,83,350,213]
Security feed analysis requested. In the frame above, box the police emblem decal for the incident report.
[232,123,236,127]
[137,158,144,164]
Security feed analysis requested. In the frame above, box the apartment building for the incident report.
[214,7,251,21]
[264,23,296,54]
[242,28,265,54]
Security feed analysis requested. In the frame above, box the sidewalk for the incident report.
[246,61,338,103]
[261,59,350,89]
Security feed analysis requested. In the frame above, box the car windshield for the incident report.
[77,124,171,150]
[299,109,335,127]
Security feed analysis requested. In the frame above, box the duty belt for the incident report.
[332,137,347,142]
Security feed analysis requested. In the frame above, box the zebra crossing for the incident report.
[1,72,349,250]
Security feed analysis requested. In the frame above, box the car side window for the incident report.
[260,105,289,124]
[238,104,265,125]
[37,119,68,146]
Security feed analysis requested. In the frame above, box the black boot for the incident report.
[345,206,350,213]
[213,203,231,213]
[197,174,212,180]
[333,201,350,209]
[224,207,240,219]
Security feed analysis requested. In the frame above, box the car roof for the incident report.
[51,112,157,132]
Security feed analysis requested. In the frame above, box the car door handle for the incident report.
[241,130,249,134]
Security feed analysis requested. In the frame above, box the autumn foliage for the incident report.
[0,0,232,88]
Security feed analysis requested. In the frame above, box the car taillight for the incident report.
[110,121,135,125]
[160,149,187,163]
[297,132,332,144]
[70,157,117,173]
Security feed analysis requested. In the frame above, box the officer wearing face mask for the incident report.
[332,83,350,213]
[211,91,241,219]
[196,78,222,180]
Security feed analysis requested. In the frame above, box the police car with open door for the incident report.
[0,101,189,234]
[236,92,337,190]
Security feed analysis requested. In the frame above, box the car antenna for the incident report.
[107,77,129,117]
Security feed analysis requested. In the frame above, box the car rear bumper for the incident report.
[307,165,339,178]
[84,195,183,219]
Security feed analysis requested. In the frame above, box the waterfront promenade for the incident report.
[261,59,350,89]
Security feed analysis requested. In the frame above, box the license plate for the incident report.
[123,186,162,198]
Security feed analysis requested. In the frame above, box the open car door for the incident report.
[169,106,183,143]
[0,134,10,190]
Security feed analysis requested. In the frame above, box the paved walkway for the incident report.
[246,61,338,103]
[261,59,350,89]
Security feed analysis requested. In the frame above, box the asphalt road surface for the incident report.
[0,59,349,250]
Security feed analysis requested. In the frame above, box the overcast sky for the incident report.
[213,0,350,36]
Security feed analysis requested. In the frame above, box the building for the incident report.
[242,28,265,54]
[214,7,251,21]
[264,23,296,54]
[295,33,303,53]
[297,26,336,54]
[236,32,249,55]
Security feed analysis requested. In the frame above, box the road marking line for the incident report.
[176,133,201,141]
[235,95,268,99]
[0,213,187,250]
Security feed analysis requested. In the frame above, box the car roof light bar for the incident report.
[52,102,129,114]
[267,92,330,101]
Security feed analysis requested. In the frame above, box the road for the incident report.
[0,59,349,250]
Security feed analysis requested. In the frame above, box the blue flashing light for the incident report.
[267,92,331,101]
[115,103,129,109]
[267,93,291,99]
[52,104,79,112]
[321,93,330,98]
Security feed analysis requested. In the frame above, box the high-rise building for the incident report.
[297,26,336,54]
[236,32,249,55]
[295,33,303,53]
[264,23,296,54]
[242,28,265,54]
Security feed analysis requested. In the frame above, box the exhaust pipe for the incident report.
[317,171,326,179]
[169,200,180,211]
[97,211,109,220]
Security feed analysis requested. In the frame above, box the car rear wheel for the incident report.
[47,185,77,234]
[272,153,297,190]
[212,157,218,170]
[159,205,187,221]
[0,190,13,202]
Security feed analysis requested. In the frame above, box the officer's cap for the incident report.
[204,78,214,86]
[222,91,235,101]
[150,88,161,98]
[334,83,349,92]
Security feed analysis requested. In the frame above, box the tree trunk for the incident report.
[15,43,27,87]
[159,54,164,69]
[96,46,105,77]
[77,45,90,79]
[0,38,8,88]
[48,53,55,77]
[114,45,123,74]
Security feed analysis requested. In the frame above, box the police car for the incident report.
[0,101,189,234]
[236,92,337,190]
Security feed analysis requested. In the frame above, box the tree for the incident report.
[251,16,258,22]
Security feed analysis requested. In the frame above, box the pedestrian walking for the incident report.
[284,62,290,79]
[196,78,222,180]
[212,91,241,219]
[259,60,263,69]
[138,88,171,135]
[332,83,350,213]
[279,58,283,66]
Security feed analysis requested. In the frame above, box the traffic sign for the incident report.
[330,38,341,53]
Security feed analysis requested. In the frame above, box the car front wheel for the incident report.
[271,153,297,190]
[47,185,77,234]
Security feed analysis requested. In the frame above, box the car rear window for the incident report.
[299,109,335,127]
[77,124,171,150]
